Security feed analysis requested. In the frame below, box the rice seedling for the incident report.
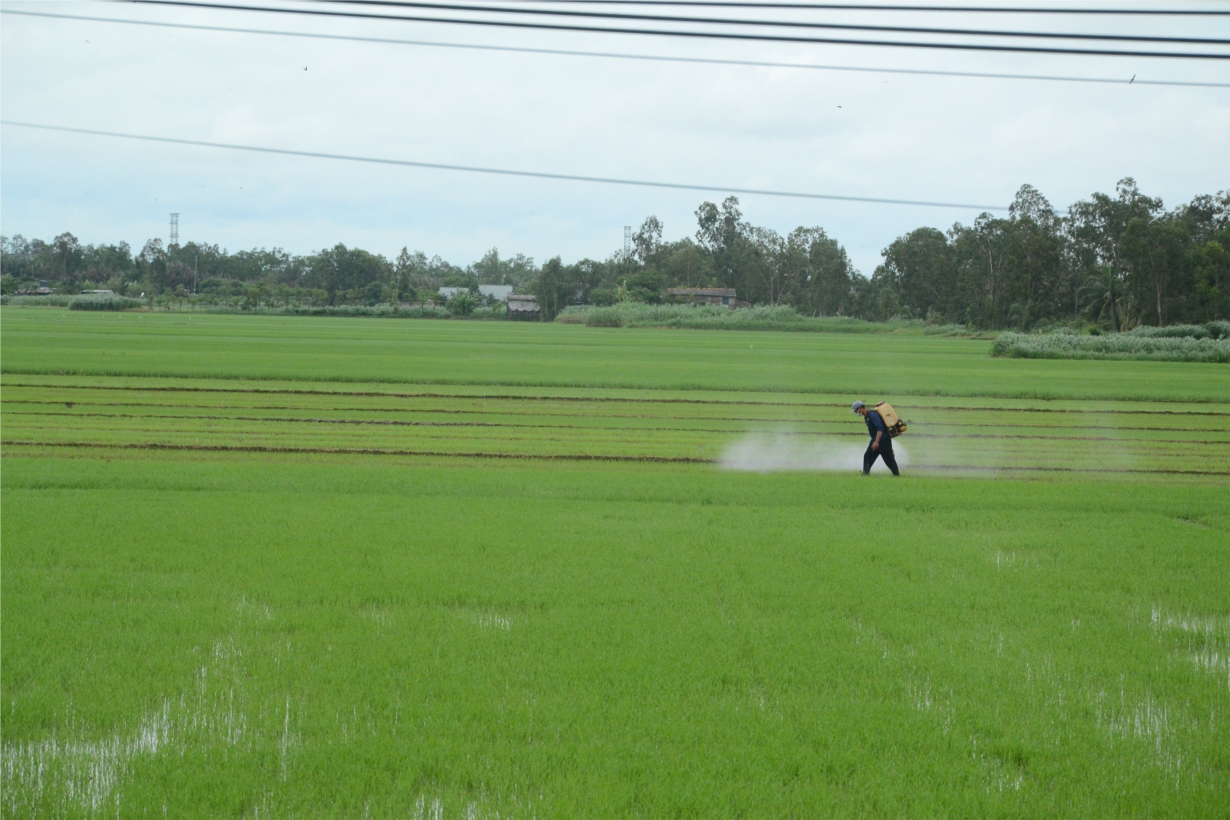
[2,308,1228,817]
[3,457,1227,817]
[4,310,1226,401]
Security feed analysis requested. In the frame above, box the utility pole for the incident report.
[169,213,179,248]
[193,253,198,297]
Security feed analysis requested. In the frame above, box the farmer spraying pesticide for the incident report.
[852,400,905,476]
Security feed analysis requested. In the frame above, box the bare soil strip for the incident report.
[4,381,1227,414]
[6,410,1223,445]
[0,439,708,463]
[5,440,1228,476]
[2,399,1222,433]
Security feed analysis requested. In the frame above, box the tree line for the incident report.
[3,179,1226,329]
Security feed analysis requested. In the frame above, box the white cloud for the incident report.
[3,1,1228,275]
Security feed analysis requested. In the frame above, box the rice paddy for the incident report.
[2,309,1228,817]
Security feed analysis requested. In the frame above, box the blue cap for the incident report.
[851,401,865,413]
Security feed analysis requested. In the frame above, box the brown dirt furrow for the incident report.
[3,440,1228,476]
[912,464,1230,477]
[0,440,709,463]
[5,410,1223,446]
[2,399,1224,433]
[3,382,1227,414]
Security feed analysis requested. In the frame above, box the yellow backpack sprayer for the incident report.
[875,402,908,438]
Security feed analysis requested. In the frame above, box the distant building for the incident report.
[478,285,513,302]
[438,285,515,303]
[507,294,540,321]
[666,287,749,308]
[19,280,57,296]
[81,289,117,296]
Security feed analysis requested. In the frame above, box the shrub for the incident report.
[1204,320,1230,340]
[992,332,1230,363]
[556,303,972,334]
[471,304,506,319]
[580,306,627,327]
[922,323,972,336]
[445,291,477,316]
[1124,323,1230,340]
[2,295,77,307]
[68,295,146,311]
[589,288,618,307]
[278,304,451,319]
[1128,324,1211,339]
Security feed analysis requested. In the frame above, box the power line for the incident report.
[13,10,1227,87]
[318,0,1230,45]
[114,1,1230,59]
[456,1,1230,14]
[0,120,1011,211]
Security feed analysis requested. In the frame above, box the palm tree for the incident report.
[1080,265,1123,331]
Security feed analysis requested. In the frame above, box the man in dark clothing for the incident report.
[852,400,900,476]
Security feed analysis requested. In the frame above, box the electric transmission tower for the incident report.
[623,225,632,256]
[169,213,179,247]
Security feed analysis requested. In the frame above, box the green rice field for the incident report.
[3,309,1228,817]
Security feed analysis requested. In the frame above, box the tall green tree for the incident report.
[1121,216,1191,327]
[1193,231,1230,322]
[951,214,1009,328]
[632,217,664,266]
[1067,178,1162,327]
[1002,185,1068,329]
[52,233,83,282]
[469,248,539,289]
[534,256,575,320]
[655,240,710,289]
[781,227,857,316]
[696,197,754,296]
[306,244,391,305]
[877,227,955,320]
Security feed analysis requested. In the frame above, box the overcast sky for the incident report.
[2,1,1228,276]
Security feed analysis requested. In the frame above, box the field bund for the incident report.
[2,309,1228,817]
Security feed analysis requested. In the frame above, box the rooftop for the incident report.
[667,288,738,297]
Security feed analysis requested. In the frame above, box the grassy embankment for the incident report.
[3,308,1228,818]
[555,303,981,334]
